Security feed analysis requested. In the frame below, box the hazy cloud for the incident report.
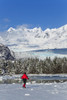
[16,24,32,29]
[3,18,10,23]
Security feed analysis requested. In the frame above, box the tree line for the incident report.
[0,57,67,75]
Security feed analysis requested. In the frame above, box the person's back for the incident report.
[21,73,28,79]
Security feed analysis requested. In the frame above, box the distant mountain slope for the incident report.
[0,44,15,60]
[0,24,67,52]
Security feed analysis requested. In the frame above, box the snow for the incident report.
[14,50,67,59]
[0,82,67,100]
[1,74,67,81]
[0,36,5,44]
[0,24,67,52]
[0,74,67,100]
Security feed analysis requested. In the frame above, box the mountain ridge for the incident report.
[0,24,67,52]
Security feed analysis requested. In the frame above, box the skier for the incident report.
[21,72,29,88]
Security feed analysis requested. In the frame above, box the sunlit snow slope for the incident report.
[0,24,67,52]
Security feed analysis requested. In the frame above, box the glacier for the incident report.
[12,48,67,59]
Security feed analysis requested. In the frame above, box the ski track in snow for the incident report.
[0,82,67,100]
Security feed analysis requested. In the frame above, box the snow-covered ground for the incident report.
[0,82,67,100]
[0,74,67,100]
[0,74,67,83]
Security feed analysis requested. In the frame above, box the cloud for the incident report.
[16,24,32,29]
[0,35,5,44]
[3,18,10,23]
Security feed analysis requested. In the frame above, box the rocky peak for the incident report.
[0,44,15,60]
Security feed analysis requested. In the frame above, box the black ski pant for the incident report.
[23,79,27,85]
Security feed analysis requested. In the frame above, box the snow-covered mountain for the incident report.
[0,24,67,52]
[0,43,15,60]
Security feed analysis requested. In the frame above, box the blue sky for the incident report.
[0,0,67,31]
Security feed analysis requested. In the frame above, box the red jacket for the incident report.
[21,74,28,79]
